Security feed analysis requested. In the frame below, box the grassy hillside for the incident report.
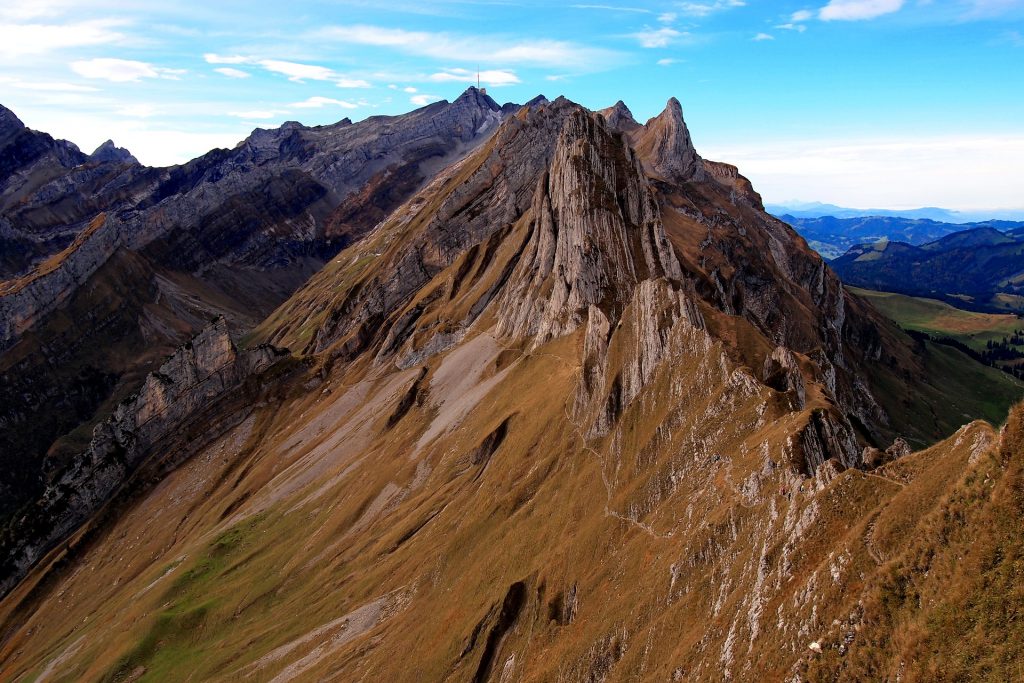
[851,286,1022,352]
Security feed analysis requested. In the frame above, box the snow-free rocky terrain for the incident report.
[1,90,1022,682]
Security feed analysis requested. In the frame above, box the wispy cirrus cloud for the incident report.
[0,18,129,59]
[203,53,371,87]
[819,0,904,21]
[214,67,250,78]
[71,58,185,83]
[288,96,357,109]
[310,24,621,71]
[677,0,746,17]
[629,27,684,48]
[410,94,441,106]
[428,68,520,86]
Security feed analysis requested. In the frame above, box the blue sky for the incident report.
[2,0,1022,209]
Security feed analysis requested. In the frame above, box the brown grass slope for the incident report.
[1,98,1022,682]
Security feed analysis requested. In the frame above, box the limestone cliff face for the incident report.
[495,108,681,343]
[0,318,288,596]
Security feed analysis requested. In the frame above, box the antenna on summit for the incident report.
[476,65,487,96]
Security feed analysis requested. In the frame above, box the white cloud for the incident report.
[410,94,440,106]
[630,27,682,48]
[658,12,678,22]
[677,0,746,17]
[204,53,250,65]
[0,19,128,59]
[704,134,1024,210]
[791,9,814,21]
[403,86,417,93]
[259,59,334,82]
[427,68,520,86]
[754,32,775,40]
[288,96,357,109]
[336,77,372,88]
[71,58,182,83]
[657,58,679,65]
[819,0,904,21]
[312,24,619,71]
[214,67,250,78]
[775,22,809,31]
[204,53,370,87]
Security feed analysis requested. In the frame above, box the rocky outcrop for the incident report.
[703,159,763,209]
[632,97,704,183]
[0,318,289,597]
[763,346,807,409]
[786,408,861,474]
[89,140,137,165]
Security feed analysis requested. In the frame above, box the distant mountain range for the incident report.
[781,214,1024,260]
[831,225,1024,313]
[767,201,1024,223]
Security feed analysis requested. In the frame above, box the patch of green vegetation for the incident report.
[852,286,1021,352]
[101,515,266,682]
[868,339,1024,448]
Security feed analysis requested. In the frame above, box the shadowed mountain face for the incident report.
[0,89,512,518]
[0,94,1021,681]
[831,224,1024,313]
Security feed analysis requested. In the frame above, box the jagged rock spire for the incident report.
[633,97,704,182]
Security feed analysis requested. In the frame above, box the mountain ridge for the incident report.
[0,88,522,519]
[1,90,1021,682]
[831,223,1024,313]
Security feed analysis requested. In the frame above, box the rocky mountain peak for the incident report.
[598,99,639,132]
[0,103,25,132]
[452,86,502,112]
[0,104,27,147]
[495,105,682,342]
[633,96,704,182]
[89,139,138,165]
